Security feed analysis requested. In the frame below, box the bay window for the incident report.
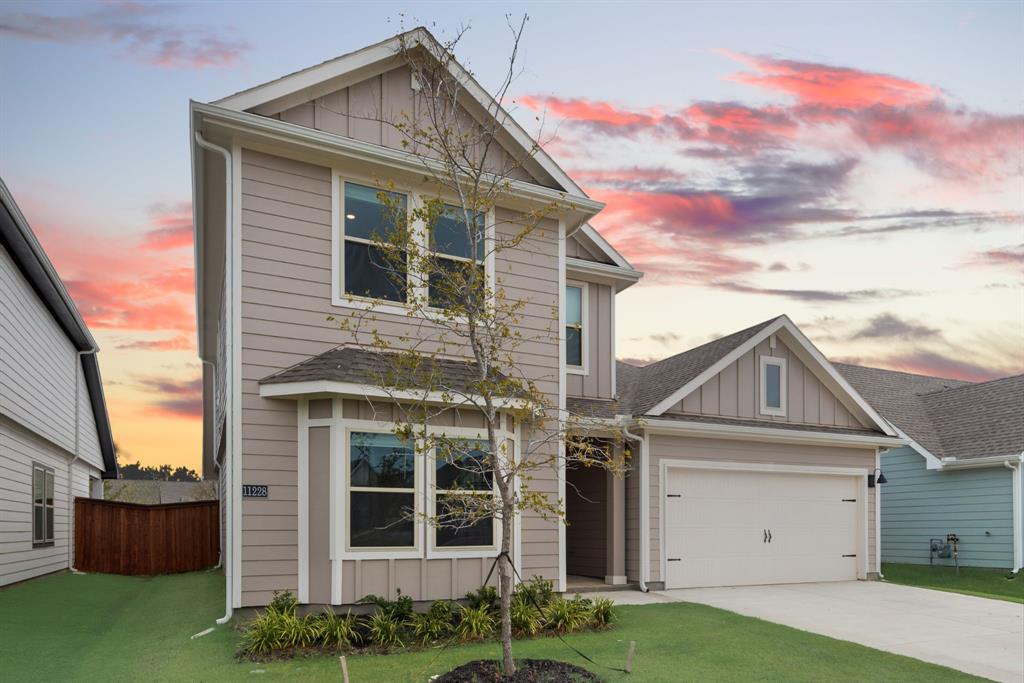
[348,432,416,548]
[342,182,408,302]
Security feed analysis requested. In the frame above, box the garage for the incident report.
[663,464,864,589]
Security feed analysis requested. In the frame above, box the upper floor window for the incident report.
[759,356,786,417]
[342,182,408,302]
[566,283,586,371]
[32,464,54,547]
[428,204,486,309]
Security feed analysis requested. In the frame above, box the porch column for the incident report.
[605,467,626,585]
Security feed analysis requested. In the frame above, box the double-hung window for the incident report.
[433,440,495,548]
[342,182,408,302]
[428,204,486,309]
[759,356,787,416]
[565,284,585,369]
[348,432,416,548]
[32,465,54,546]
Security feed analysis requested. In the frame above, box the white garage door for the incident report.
[664,467,861,589]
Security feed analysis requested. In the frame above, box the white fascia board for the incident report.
[192,102,603,224]
[642,417,906,449]
[890,424,944,470]
[939,452,1024,469]
[645,315,898,438]
[566,257,643,291]
[258,379,525,409]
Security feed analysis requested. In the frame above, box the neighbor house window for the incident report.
[433,440,495,548]
[348,432,416,548]
[566,284,585,370]
[759,356,787,416]
[32,465,54,546]
[342,182,408,302]
[428,204,486,309]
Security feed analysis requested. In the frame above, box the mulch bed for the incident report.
[436,659,602,682]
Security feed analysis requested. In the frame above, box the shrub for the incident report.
[366,609,405,649]
[241,612,284,656]
[267,590,298,617]
[407,600,454,644]
[455,604,496,642]
[515,576,555,608]
[359,590,414,621]
[543,596,591,634]
[510,594,542,637]
[464,585,499,614]
[590,597,614,628]
[314,607,362,649]
[279,613,320,649]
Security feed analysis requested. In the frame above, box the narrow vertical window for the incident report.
[566,285,584,368]
[428,204,486,309]
[348,432,416,548]
[342,182,408,302]
[760,357,787,416]
[32,465,54,546]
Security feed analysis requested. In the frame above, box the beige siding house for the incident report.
[0,179,117,586]
[192,29,902,614]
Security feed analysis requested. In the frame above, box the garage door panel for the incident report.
[664,466,860,589]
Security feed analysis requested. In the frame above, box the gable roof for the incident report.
[0,178,118,478]
[209,27,633,273]
[836,363,1024,463]
[615,315,896,436]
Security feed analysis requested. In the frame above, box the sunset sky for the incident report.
[2,1,1021,472]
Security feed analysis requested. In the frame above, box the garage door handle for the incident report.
[667,494,681,498]
[767,529,772,543]
[763,529,768,543]
[667,558,682,562]
[842,554,856,558]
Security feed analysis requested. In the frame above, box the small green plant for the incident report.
[543,595,591,634]
[359,589,414,621]
[590,597,614,628]
[366,609,406,649]
[464,585,499,614]
[267,590,298,617]
[407,600,454,644]
[510,594,542,637]
[314,607,362,649]
[455,603,496,642]
[515,576,555,608]
[278,613,319,649]
[240,612,284,656]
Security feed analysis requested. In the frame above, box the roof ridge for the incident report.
[832,361,971,386]
[919,371,1024,396]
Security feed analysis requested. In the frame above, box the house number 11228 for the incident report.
[242,485,268,498]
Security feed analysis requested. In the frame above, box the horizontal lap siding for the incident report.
[666,338,865,430]
[238,149,561,605]
[644,434,875,582]
[880,447,1013,569]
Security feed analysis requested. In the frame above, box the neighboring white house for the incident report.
[0,178,117,586]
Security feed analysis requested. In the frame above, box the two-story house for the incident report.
[192,28,902,616]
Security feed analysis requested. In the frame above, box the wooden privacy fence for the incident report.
[75,498,219,576]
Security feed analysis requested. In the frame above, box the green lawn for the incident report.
[882,562,1024,604]
[0,570,987,682]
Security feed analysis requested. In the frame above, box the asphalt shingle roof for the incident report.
[617,316,781,415]
[835,363,1023,461]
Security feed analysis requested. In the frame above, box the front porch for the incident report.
[565,458,630,591]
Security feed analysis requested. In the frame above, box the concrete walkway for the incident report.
[589,581,1023,682]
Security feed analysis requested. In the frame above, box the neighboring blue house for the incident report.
[837,364,1023,571]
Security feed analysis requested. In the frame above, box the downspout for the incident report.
[1004,456,1023,572]
[622,423,648,592]
[69,349,96,572]
[194,131,234,625]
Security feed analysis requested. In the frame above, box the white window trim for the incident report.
[565,280,588,375]
[759,355,787,417]
[426,437,503,559]
[331,170,495,320]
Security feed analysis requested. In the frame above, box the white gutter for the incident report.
[194,131,234,626]
[939,452,1024,469]
[621,423,648,592]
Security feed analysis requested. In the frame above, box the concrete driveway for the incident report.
[596,582,1023,682]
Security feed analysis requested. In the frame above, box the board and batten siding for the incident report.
[0,415,101,585]
[566,280,614,400]
[237,147,561,606]
[880,446,1014,569]
[643,433,876,583]
[663,337,867,429]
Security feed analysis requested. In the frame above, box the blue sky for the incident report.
[2,1,1021,468]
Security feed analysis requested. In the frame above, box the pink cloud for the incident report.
[0,3,248,69]
[116,335,195,352]
[141,202,193,250]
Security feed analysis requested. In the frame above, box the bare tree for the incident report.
[329,19,627,674]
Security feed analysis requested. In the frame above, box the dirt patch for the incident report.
[436,659,602,682]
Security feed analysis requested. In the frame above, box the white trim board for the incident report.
[642,418,905,449]
[259,379,526,409]
[645,315,897,438]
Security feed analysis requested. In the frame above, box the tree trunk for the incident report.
[499,505,515,674]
